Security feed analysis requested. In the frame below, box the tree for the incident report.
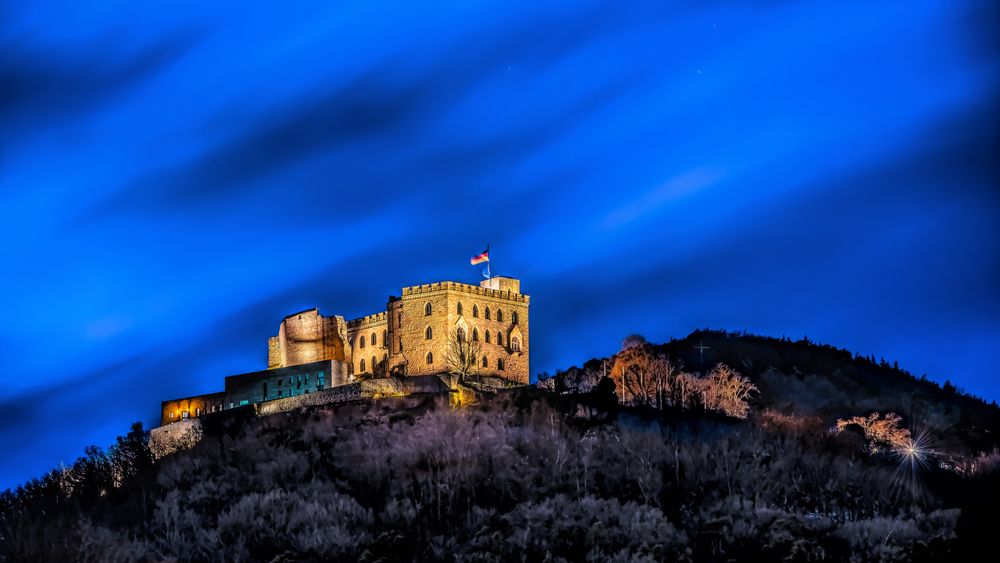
[835,412,911,453]
[610,338,681,409]
[699,363,758,418]
[445,328,481,383]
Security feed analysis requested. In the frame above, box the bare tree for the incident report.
[610,339,682,409]
[700,363,758,419]
[835,411,910,453]
[445,328,482,384]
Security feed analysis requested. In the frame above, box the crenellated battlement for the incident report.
[347,311,388,328]
[401,281,529,303]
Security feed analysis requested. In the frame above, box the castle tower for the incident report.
[357,276,529,384]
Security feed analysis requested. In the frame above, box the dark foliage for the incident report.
[1,332,998,562]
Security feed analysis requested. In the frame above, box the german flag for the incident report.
[470,246,489,265]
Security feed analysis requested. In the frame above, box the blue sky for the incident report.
[1,0,997,489]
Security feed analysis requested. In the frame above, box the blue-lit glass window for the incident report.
[240,399,249,406]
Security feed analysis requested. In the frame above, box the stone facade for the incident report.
[158,275,529,427]
[268,275,530,384]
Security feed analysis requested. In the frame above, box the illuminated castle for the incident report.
[160,276,529,425]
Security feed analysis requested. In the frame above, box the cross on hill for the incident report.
[694,341,710,364]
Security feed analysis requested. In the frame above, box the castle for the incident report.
[159,276,529,425]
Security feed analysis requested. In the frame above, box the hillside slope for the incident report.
[1,332,998,562]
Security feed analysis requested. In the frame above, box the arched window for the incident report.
[371,332,377,346]
[457,326,466,341]
[457,302,463,316]
[497,332,503,346]
[425,326,433,340]
[426,351,433,364]
[360,359,366,372]
[511,336,521,352]
[472,328,479,341]
[512,311,519,325]
[485,307,491,320]
[424,302,432,316]
[382,330,387,346]
[360,335,366,348]
[371,356,376,375]
[496,309,503,322]
[498,358,505,370]
[472,304,479,318]
[485,331,491,344]
[482,356,488,368]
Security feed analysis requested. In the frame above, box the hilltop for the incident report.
[1,330,998,562]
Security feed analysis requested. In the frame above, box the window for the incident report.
[485,331,491,344]
[482,356,488,367]
[485,307,491,320]
[278,378,282,385]
[425,326,433,340]
[196,407,201,416]
[424,302,432,316]
[360,359,366,372]
[511,336,521,352]
[512,311,519,325]
[398,313,402,327]
[262,382,268,397]
[473,304,479,318]
[496,309,503,322]
[382,330,387,346]
[457,326,466,341]
[371,332,377,346]
[426,351,433,364]
[230,402,234,409]
[497,332,503,346]
[457,302,463,315]
[472,328,479,341]
[278,390,283,397]
[360,335,366,348]
[169,412,175,420]
[498,358,505,370]
[240,400,249,406]
[182,411,189,419]
[371,356,376,374]
[399,337,404,352]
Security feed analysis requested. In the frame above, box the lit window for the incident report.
[473,304,479,318]
[169,412,175,420]
[425,326,433,340]
[426,351,433,364]
[196,408,201,416]
[182,411,189,419]
[485,307,491,320]
[240,400,249,406]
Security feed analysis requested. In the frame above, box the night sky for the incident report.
[1,1,998,490]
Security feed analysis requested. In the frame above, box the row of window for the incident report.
[424,302,518,325]
[359,354,388,374]
[424,326,521,351]
[424,352,505,370]
[358,330,388,349]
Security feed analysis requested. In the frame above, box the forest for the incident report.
[1,331,998,562]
